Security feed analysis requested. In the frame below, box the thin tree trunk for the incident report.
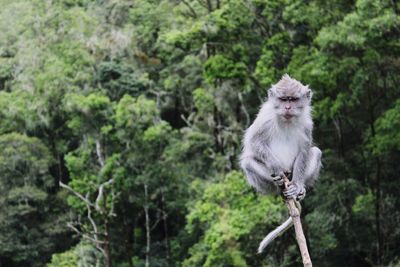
[144,184,150,267]
[375,160,382,266]
[283,174,312,267]
[103,190,113,267]
[206,0,212,12]
[161,189,170,266]
[103,235,112,267]
[367,86,382,265]
[332,116,344,158]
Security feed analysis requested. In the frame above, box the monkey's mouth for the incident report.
[283,114,294,119]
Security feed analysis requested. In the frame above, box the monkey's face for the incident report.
[270,92,311,121]
[267,75,312,121]
[276,96,302,120]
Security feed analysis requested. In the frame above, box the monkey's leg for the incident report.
[241,156,273,193]
[285,147,322,200]
[304,146,322,187]
[284,152,307,200]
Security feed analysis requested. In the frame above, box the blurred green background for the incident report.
[0,0,399,266]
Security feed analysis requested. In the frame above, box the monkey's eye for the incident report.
[279,97,299,102]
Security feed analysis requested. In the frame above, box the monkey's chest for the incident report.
[269,136,300,171]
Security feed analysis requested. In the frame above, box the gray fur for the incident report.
[239,74,322,251]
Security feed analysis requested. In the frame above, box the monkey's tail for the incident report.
[257,217,293,253]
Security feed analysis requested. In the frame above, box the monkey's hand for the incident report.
[271,171,285,187]
[283,183,306,201]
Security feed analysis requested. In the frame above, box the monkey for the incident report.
[239,74,322,252]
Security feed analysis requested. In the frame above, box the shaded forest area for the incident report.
[0,0,399,266]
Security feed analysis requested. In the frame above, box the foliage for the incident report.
[0,133,72,266]
[183,171,284,267]
[0,0,399,266]
[47,242,103,267]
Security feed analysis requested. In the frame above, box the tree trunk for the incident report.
[103,240,113,267]
[144,184,151,267]
[367,87,382,265]
[375,159,382,266]
[161,189,170,266]
[103,195,113,267]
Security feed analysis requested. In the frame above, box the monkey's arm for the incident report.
[250,135,284,175]
[304,146,322,186]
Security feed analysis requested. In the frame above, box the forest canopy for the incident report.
[0,0,399,266]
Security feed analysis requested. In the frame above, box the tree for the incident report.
[0,133,72,266]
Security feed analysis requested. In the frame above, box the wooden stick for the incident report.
[282,174,312,267]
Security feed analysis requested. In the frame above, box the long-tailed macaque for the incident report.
[240,74,321,252]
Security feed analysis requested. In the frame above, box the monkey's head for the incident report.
[268,74,312,121]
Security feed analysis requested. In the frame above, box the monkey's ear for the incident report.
[305,88,312,99]
[268,88,275,98]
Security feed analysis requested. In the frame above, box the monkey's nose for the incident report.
[285,106,291,110]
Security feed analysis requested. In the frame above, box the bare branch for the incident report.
[151,216,163,231]
[180,0,197,18]
[238,92,250,128]
[282,174,312,267]
[96,139,105,167]
[109,191,120,217]
[87,202,99,243]
[95,179,114,213]
[67,222,107,248]
[148,89,168,110]
[181,112,195,127]
[59,181,94,208]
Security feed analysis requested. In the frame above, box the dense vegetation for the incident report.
[0,0,399,266]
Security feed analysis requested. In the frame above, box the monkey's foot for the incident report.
[283,184,306,201]
[296,187,306,201]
